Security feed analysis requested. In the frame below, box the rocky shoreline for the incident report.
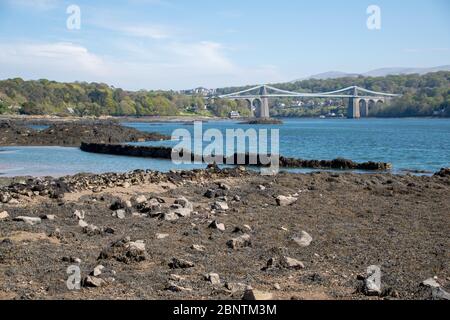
[80,142,392,171]
[0,167,449,300]
[0,119,169,147]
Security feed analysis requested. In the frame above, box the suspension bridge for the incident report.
[217,85,402,119]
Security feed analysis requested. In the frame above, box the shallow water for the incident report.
[0,118,449,177]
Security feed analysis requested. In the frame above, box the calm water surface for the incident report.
[1,118,449,177]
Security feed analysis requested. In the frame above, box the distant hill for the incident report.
[294,65,450,81]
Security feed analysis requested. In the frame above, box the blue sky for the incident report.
[0,0,449,90]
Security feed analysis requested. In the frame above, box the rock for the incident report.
[209,220,226,232]
[432,287,450,300]
[292,231,313,247]
[73,210,85,220]
[91,265,105,277]
[98,238,146,264]
[174,196,193,210]
[40,214,56,221]
[227,234,251,249]
[0,211,9,220]
[219,183,231,191]
[282,257,305,269]
[258,185,266,191]
[364,277,382,296]
[133,195,147,205]
[191,244,206,252]
[204,189,216,199]
[273,283,281,290]
[156,233,170,240]
[122,182,131,189]
[212,201,229,211]
[13,216,42,226]
[170,207,192,218]
[113,209,126,219]
[78,220,89,228]
[125,200,133,208]
[83,224,101,236]
[205,273,221,285]
[162,211,178,221]
[166,282,193,292]
[233,195,241,202]
[276,195,298,207]
[243,289,273,300]
[83,276,106,288]
[0,193,12,203]
[421,278,440,288]
[8,199,19,205]
[225,282,247,293]
[169,257,195,269]
[169,274,186,282]
[110,199,126,211]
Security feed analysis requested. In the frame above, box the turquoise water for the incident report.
[1,118,449,177]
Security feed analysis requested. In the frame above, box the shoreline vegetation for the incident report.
[0,71,449,119]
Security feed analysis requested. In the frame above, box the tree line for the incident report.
[0,72,449,118]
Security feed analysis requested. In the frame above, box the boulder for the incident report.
[276,195,298,207]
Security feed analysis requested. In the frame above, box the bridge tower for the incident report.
[347,87,361,119]
[258,85,270,119]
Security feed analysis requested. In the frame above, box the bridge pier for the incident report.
[347,98,361,119]
[360,99,369,117]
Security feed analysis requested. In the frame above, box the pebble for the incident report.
[156,233,170,239]
[13,216,42,226]
[258,185,266,191]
